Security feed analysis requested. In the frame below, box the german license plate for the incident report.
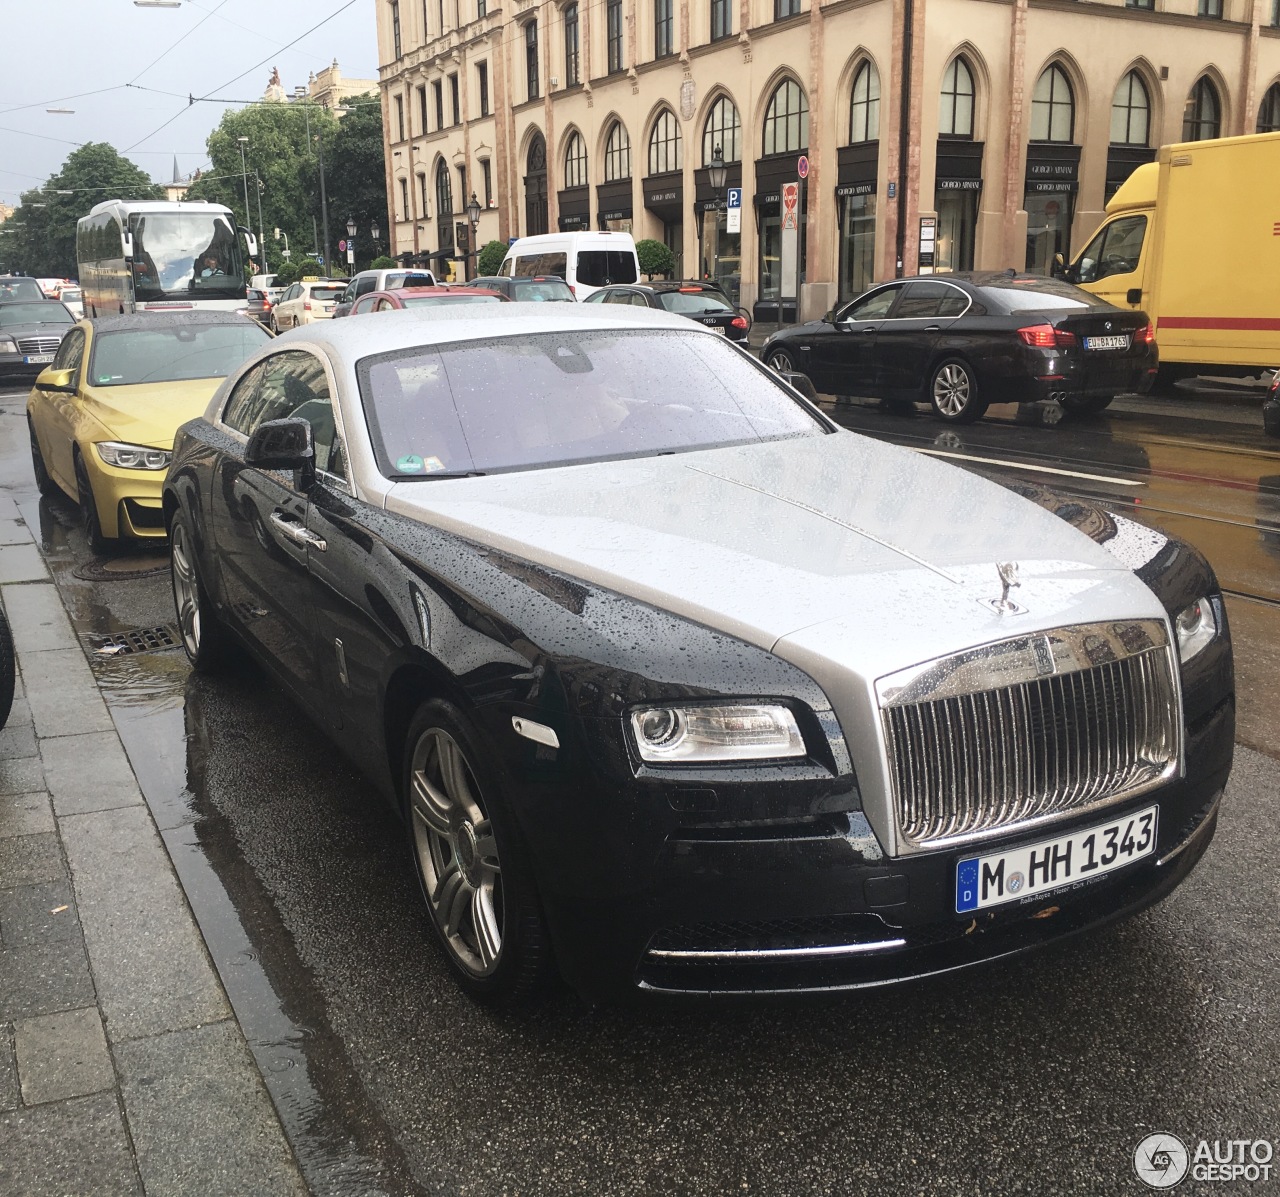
[1085,334,1129,351]
[23,354,54,364]
[955,804,1158,913]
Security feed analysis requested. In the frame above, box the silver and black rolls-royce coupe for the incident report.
[163,304,1234,1005]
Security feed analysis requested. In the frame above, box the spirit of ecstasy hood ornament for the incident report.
[980,561,1025,616]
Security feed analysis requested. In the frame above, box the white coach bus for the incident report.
[76,199,258,317]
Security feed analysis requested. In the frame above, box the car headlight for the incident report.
[94,442,171,471]
[630,703,806,763]
[1174,597,1219,663]
[0,338,17,354]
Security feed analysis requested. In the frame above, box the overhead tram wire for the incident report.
[124,0,363,153]
[128,0,233,86]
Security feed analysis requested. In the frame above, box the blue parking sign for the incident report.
[726,187,742,209]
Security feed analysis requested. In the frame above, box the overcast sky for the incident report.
[0,0,379,205]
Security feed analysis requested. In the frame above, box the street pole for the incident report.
[254,171,267,277]
[315,129,332,275]
[236,137,252,258]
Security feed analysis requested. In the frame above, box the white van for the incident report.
[499,231,639,300]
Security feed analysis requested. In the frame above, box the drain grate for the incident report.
[88,624,183,656]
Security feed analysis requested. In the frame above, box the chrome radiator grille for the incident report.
[16,336,61,355]
[879,624,1180,850]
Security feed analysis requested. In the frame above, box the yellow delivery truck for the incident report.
[1061,131,1280,391]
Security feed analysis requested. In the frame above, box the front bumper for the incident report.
[494,677,1233,1004]
[84,453,167,541]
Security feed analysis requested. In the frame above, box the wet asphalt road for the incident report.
[3,381,1280,1197]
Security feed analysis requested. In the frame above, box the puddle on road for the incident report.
[23,492,427,1197]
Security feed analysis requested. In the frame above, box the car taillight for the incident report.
[1134,322,1155,344]
[568,284,577,296]
[1017,323,1076,348]
[731,316,748,329]
[303,301,312,311]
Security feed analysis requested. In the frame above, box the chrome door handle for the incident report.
[923,325,941,332]
[861,326,877,333]
[269,511,327,551]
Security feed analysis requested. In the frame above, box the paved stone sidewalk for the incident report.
[0,495,305,1197]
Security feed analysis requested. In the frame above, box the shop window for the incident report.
[605,122,632,180]
[1183,77,1221,140]
[939,58,975,138]
[849,63,880,144]
[1259,83,1280,132]
[564,132,588,188]
[648,110,682,174]
[762,79,809,156]
[1030,64,1074,143]
[703,95,742,164]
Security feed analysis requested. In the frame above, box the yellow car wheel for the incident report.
[73,451,113,557]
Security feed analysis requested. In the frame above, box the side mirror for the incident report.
[35,367,76,393]
[779,371,820,403]
[821,309,835,324]
[245,418,315,486]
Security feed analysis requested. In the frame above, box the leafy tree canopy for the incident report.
[324,93,389,272]
[477,240,507,276]
[636,238,676,280]
[0,142,161,277]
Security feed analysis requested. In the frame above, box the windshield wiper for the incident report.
[391,469,487,480]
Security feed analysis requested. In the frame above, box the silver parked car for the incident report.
[163,305,1234,1005]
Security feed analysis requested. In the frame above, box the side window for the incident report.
[844,286,901,321]
[582,289,607,303]
[540,252,567,279]
[1089,215,1147,283]
[936,287,970,317]
[220,364,265,432]
[513,254,542,278]
[356,275,378,296]
[499,257,515,277]
[892,281,953,319]
[628,292,650,307]
[376,299,393,311]
[341,282,357,304]
[52,328,86,378]
[386,273,406,289]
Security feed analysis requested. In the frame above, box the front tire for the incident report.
[405,701,552,1005]
[170,510,233,672]
[766,347,797,374]
[73,451,113,556]
[929,358,987,424]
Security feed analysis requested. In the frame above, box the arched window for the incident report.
[939,57,975,137]
[525,133,548,236]
[762,79,809,155]
[564,132,588,188]
[1110,72,1150,145]
[604,122,632,180]
[435,160,453,216]
[1183,77,1221,140]
[703,95,741,164]
[648,110,682,175]
[848,62,880,143]
[1258,82,1280,132]
[1030,64,1074,142]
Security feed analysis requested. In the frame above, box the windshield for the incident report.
[90,322,269,387]
[0,278,45,303]
[358,329,824,478]
[657,290,733,315]
[0,303,74,327]
[508,278,573,302]
[575,250,638,287]
[401,295,503,307]
[130,211,246,302]
[976,277,1113,313]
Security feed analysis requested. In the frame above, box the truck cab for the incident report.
[1059,164,1156,312]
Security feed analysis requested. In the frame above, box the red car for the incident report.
[349,286,508,314]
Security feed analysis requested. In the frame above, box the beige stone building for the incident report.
[375,0,1280,317]
[263,60,379,111]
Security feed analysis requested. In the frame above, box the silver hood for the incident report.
[386,429,1169,854]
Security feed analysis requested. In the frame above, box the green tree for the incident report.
[325,93,389,273]
[0,143,160,277]
[370,255,397,270]
[477,240,507,276]
[636,238,676,280]
[186,101,338,273]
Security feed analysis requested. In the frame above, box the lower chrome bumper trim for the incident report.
[648,938,907,962]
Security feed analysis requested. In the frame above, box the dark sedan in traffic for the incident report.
[469,275,576,302]
[163,305,1232,1007]
[0,300,77,380]
[583,280,751,342]
[762,272,1158,423]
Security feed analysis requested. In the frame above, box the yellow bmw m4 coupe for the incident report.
[27,312,270,553]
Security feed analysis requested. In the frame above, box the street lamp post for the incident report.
[315,131,332,276]
[466,193,481,279]
[371,222,380,261]
[345,216,356,272]
[707,145,728,192]
[236,137,252,265]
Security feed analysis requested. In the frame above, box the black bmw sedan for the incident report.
[164,304,1232,1006]
[762,272,1158,423]
[583,280,751,341]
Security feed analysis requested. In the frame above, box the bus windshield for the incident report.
[129,211,246,302]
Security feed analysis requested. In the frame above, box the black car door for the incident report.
[211,350,329,705]
[872,280,971,400]
[806,284,903,395]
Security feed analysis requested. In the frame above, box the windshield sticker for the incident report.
[98,375,123,384]
[423,456,446,473]
[396,454,425,473]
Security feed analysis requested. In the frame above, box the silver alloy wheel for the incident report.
[767,349,794,373]
[932,362,972,417]
[410,728,504,977]
[170,520,201,658]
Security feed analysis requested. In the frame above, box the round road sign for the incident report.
[797,155,810,180]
